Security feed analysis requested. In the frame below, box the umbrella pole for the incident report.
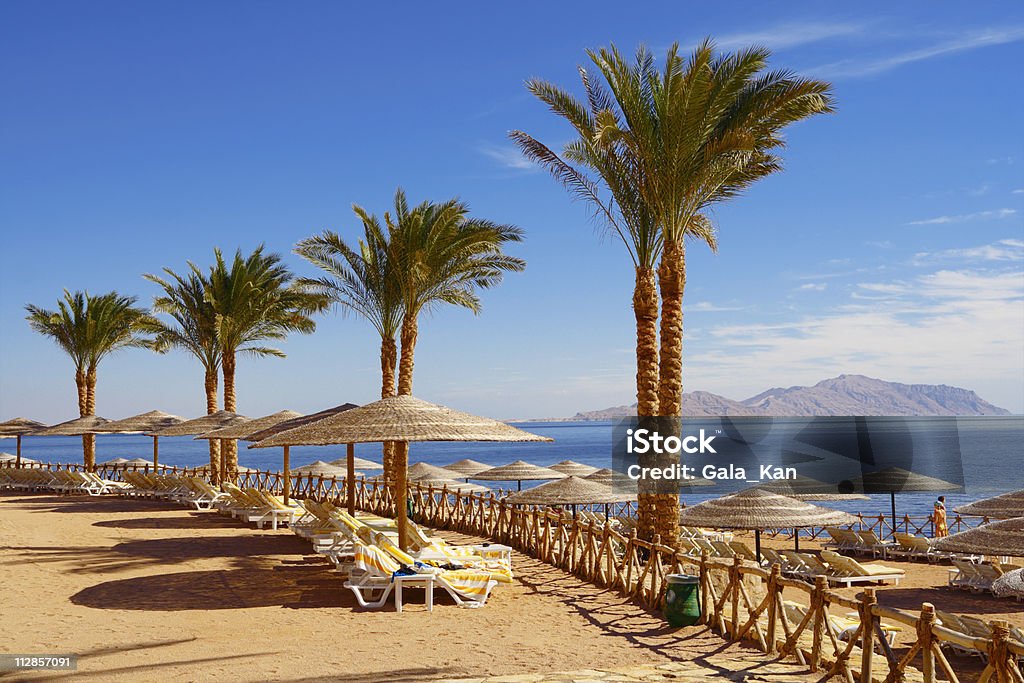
[152,436,159,470]
[395,441,409,551]
[794,530,800,552]
[517,480,522,492]
[572,504,577,520]
[755,529,762,564]
[282,446,290,505]
[16,435,21,468]
[218,439,227,489]
[890,490,897,538]
[605,503,609,521]
[346,443,356,516]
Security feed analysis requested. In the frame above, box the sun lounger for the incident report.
[729,541,760,563]
[855,530,896,558]
[820,550,904,586]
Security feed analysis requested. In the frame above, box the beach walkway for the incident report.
[0,492,832,682]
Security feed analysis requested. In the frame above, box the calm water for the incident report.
[8,416,1022,521]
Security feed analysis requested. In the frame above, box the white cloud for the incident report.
[713,22,865,51]
[798,283,828,291]
[686,268,1024,412]
[912,239,1024,265]
[1013,189,1024,195]
[691,301,744,312]
[478,143,534,170]
[807,26,1024,78]
[908,208,1017,225]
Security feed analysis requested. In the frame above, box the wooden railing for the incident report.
[5,461,1020,682]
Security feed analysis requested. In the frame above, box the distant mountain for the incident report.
[559,374,1010,421]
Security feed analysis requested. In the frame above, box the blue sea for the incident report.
[8,416,1022,522]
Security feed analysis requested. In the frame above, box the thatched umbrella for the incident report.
[35,416,112,468]
[250,395,552,550]
[751,475,870,501]
[932,517,1024,557]
[954,489,1024,520]
[407,462,463,481]
[243,404,357,506]
[327,456,383,471]
[92,410,186,469]
[443,458,492,478]
[473,460,566,492]
[194,410,302,489]
[150,410,248,485]
[0,418,45,467]
[507,475,635,519]
[852,467,961,537]
[99,457,130,467]
[992,568,1024,599]
[677,488,859,560]
[292,460,351,478]
[548,460,599,477]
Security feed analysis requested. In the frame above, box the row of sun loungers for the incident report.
[936,610,1024,663]
[824,528,967,563]
[0,468,130,496]
[947,558,1021,594]
[759,548,906,586]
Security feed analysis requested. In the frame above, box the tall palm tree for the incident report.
[142,266,223,475]
[295,210,404,481]
[205,246,329,474]
[385,189,526,514]
[511,40,833,544]
[26,290,153,470]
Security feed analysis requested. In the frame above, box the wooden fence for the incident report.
[4,461,1021,682]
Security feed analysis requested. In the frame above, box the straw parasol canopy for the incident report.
[0,418,45,437]
[243,404,359,442]
[327,456,383,470]
[443,458,493,477]
[191,464,256,474]
[850,467,961,537]
[250,395,552,550]
[473,460,566,491]
[585,468,636,487]
[291,460,351,478]
[195,410,303,441]
[932,517,1024,557]
[92,410,186,434]
[678,488,860,558]
[99,457,130,466]
[407,462,463,481]
[124,458,154,467]
[0,453,36,465]
[149,410,249,437]
[506,476,636,506]
[992,568,1024,599]
[251,396,552,448]
[35,415,112,436]
[954,489,1024,520]
[548,460,600,477]
[752,475,870,501]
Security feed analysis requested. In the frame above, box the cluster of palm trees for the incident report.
[24,39,833,545]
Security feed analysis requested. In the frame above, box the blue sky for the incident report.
[1,2,1022,423]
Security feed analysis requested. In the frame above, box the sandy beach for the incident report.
[0,492,834,682]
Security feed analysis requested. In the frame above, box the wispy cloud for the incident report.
[807,26,1024,78]
[691,301,745,312]
[797,283,828,292]
[712,22,866,51]
[908,208,1017,225]
[912,239,1024,265]
[1013,189,1024,195]
[478,143,534,170]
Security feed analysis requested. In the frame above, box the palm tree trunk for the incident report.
[380,336,398,485]
[221,350,237,478]
[75,368,87,416]
[397,316,417,396]
[648,237,687,547]
[394,315,418,550]
[632,266,667,543]
[75,368,95,471]
[205,367,221,483]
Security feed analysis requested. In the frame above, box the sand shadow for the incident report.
[876,586,1023,616]
[93,515,251,530]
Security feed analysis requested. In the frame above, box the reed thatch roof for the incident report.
[191,464,256,474]
[677,489,859,530]
[291,460,351,477]
[932,517,1024,557]
[954,490,1024,520]
[407,462,462,480]
[751,475,870,501]
[35,415,112,436]
[992,568,1024,598]
[251,396,552,447]
[584,468,637,487]
[548,460,599,477]
[326,456,384,470]
[92,410,186,434]
[99,457,130,465]
[853,467,961,493]
[473,460,566,482]
[414,479,492,494]
[0,418,45,437]
[506,476,636,505]
[442,459,493,476]
[243,403,359,442]
[0,453,36,464]
[195,410,303,441]
[149,411,248,437]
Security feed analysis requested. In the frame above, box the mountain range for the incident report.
[555,375,1011,420]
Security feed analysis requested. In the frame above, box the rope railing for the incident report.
[3,460,1020,682]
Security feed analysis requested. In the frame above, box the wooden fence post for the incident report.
[919,603,936,683]
[766,564,779,653]
[731,556,741,640]
[859,588,876,683]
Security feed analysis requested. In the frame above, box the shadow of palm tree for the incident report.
[93,515,244,530]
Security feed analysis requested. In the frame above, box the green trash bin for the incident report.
[664,574,700,627]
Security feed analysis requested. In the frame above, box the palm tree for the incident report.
[295,210,404,481]
[26,290,153,470]
[385,189,525,519]
[511,41,833,544]
[204,246,329,474]
[142,266,223,475]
